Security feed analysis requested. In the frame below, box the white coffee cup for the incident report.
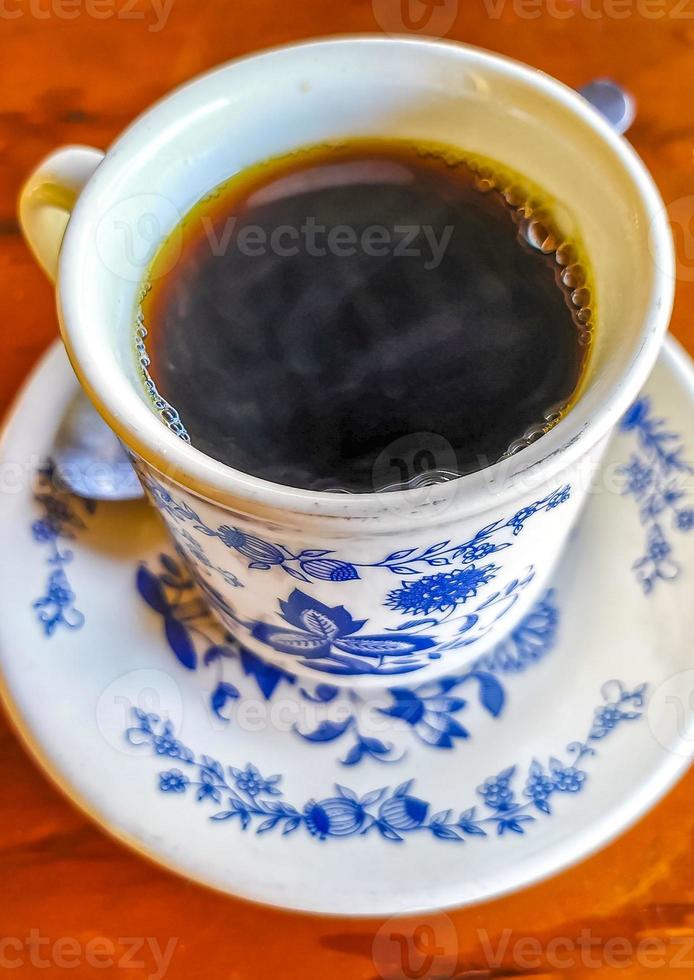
[18,37,674,687]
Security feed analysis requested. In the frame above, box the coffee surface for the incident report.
[140,141,590,492]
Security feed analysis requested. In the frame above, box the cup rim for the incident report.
[57,34,675,521]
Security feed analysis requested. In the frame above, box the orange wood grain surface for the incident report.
[1,2,694,977]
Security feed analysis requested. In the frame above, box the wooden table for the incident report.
[2,2,693,976]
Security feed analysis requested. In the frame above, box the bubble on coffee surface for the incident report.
[135,139,594,492]
[135,308,190,443]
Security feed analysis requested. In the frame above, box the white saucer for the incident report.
[1,340,693,916]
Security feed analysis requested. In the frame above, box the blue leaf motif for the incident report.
[334,635,436,657]
[203,645,232,666]
[301,609,340,637]
[129,682,648,843]
[359,737,392,757]
[160,554,180,576]
[251,625,330,657]
[297,718,352,743]
[432,825,463,841]
[342,744,364,766]
[282,566,311,583]
[164,617,197,670]
[475,672,506,717]
[211,682,240,718]
[300,683,338,703]
[391,618,438,631]
[385,549,417,562]
[137,566,170,615]
[239,646,294,700]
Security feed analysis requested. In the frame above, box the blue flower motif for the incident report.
[152,723,191,760]
[646,525,671,563]
[215,527,285,568]
[477,768,515,810]
[618,397,693,593]
[251,589,436,674]
[32,518,58,543]
[386,565,498,616]
[31,465,91,636]
[145,478,571,592]
[379,792,429,831]
[379,688,469,748]
[159,769,189,793]
[232,764,281,798]
[621,397,650,431]
[33,568,84,635]
[298,558,359,582]
[303,796,366,839]
[130,681,647,843]
[551,765,586,793]
[44,569,74,607]
[507,505,539,535]
[454,541,498,563]
[621,457,653,497]
[546,486,571,509]
[524,764,554,804]
[592,705,622,733]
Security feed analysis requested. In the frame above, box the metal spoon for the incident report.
[51,78,635,501]
[578,78,635,134]
[52,391,144,500]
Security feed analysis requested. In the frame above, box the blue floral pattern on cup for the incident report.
[137,552,559,764]
[126,680,646,842]
[141,470,570,588]
[31,394,692,644]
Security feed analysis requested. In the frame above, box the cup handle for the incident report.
[18,145,105,282]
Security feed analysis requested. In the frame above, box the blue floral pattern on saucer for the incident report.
[31,461,94,635]
[619,396,694,592]
[126,680,647,842]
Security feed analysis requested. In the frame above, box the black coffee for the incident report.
[139,140,591,492]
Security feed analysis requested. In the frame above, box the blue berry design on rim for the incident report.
[140,468,571,587]
[127,680,647,842]
[618,396,693,592]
